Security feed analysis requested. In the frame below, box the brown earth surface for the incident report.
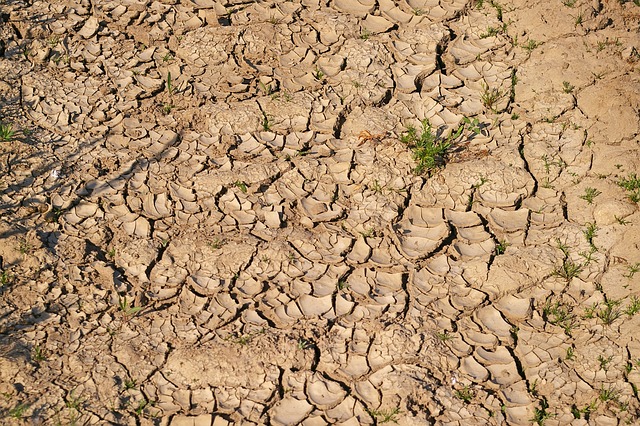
[1,0,640,425]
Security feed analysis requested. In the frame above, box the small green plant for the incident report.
[400,118,465,175]
[261,111,272,131]
[259,81,274,95]
[162,53,173,62]
[618,174,640,203]
[574,12,584,26]
[511,112,520,120]
[234,180,248,193]
[162,103,173,114]
[579,187,601,204]
[480,82,504,112]
[360,28,371,40]
[598,354,613,371]
[0,270,13,286]
[134,399,150,416]
[367,407,401,423]
[562,81,575,93]
[32,345,46,362]
[522,39,540,52]
[65,390,84,413]
[297,338,312,350]
[543,301,577,335]
[124,379,137,390]
[436,331,453,342]
[0,123,15,142]
[118,296,142,320]
[454,385,475,403]
[208,238,225,249]
[625,263,640,279]
[495,240,510,255]
[584,222,598,250]
[371,179,383,194]
[313,67,325,81]
[166,71,174,95]
[599,386,620,403]
[531,398,553,425]
[563,0,576,6]
[553,258,583,282]
[566,346,575,360]
[9,402,29,419]
[462,116,483,135]
[574,400,597,420]
[597,299,621,325]
[107,248,116,258]
[480,26,501,38]
[625,296,640,316]
[615,215,629,225]
[227,328,265,345]
[18,238,32,254]
[337,279,348,290]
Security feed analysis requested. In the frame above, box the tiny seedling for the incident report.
[553,258,583,282]
[107,248,116,258]
[208,238,225,249]
[543,301,577,335]
[480,26,501,38]
[531,398,553,425]
[162,103,174,115]
[134,399,150,416]
[118,296,142,320]
[495,240,509,255]
[625,263,640,279]
[436,331,453,342]
[124,379,137,390]
[297,338,312,350]
[9,402,29,419]
[579,187,601,204]
[563,0,576,6]
[313,67,325,81]
[599,386,620,403]
[454,385,475,403]
[615,215,629,225]
[480,82,504,112]
[261,111,272,131]
[360,28,371,40]
[598,354,613,371]
[366,407,401,423]
[166,71,174,95]
[522,39,540,52]
[566,346,575,360]
[234,180,248,193]
[259,81,273,95]
[618,174,640,203]
[597,299,621,325]
[625,296,640,316]
[337,279,348,290]
[462,116,483,135]
[562,81,575,93]
[0,270,13,286]
[0,123,15,142]
[162,53,173,62]
[583,222,598,250]
[32,345,46,362]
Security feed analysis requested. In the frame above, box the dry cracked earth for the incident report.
[1,0,640,425]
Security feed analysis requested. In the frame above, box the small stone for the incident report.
[78,17,99,38]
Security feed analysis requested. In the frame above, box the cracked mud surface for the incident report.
[1,0,640,424]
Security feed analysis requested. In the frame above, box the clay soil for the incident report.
[1,0,640,425]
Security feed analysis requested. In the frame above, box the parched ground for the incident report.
[1,0,640,425]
